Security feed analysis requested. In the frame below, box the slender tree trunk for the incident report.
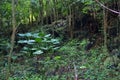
[55,0,59,20]
[68,6,73,38]
[30,1,33,26]
[39,0,43,25]
[7,0,16,79]
[103,3,108,54]
[53,0,57,21]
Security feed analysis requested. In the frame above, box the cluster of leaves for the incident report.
[0,38,10,55]
[17,32,60,57]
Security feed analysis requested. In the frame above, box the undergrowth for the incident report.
[0,39,120,80]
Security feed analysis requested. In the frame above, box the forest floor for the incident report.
[0,39,120,80]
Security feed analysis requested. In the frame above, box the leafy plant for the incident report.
[0,39,10,55]
[17,32,60,57]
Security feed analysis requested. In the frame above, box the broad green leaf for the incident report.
[44,34,51,38]
[18,40,35,44]
[51,39,59,44]
[31,48,37,50]
[33,50,43,55]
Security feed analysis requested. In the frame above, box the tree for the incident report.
[7,0,16,79]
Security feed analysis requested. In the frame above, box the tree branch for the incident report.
[95,0,120,14]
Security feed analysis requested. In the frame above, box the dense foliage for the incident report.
[0,0,120,80]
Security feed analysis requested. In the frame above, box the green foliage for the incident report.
[18,32,60,57]
[0,38,119,80]
[0,38,10,55]
[58,39,120,80]
[0,0,120,80]
[59,39,88,56]
[9,75,66,80]
[59,40,78,58]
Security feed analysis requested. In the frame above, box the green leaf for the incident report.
[40,47,48,50]
[53,47,59,50]
[51,39,59,44]
[18,33,32,37]
[54,56,61,60]
[33,33,39,38]
[35,38,42,43]
[31,48,37,51]
[33,50,43,55]
[80,66,87,69]
[18,40,35,44]
[11,56,18,60]
[38,32,45,37]
[44,34,51,38]
[23,47,29,50]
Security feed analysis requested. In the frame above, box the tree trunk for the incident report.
[68,6,73,39]
[7,0,16,79]
[103,3,108,54]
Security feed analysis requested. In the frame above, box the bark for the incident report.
[7,0,16,79]
[103,3,108,54]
